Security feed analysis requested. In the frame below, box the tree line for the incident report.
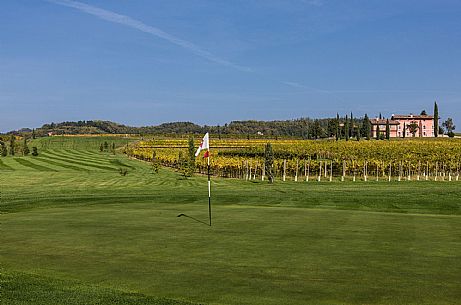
[0,135,38,157]
[4,103,456,139]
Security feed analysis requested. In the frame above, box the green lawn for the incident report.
[1,148,461,305]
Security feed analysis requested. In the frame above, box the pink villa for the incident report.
[370,114,435,138]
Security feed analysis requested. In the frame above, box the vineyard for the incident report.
[128,138,461,182]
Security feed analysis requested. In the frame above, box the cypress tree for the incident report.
[363,114,371,140]
[403,122,406,138]
[434,101,439,137]
[23,137,30,156]
[376,123,380,140]
[32,147,39,156]
[32,129,36,139]
[9,135,15,156]
[386,119,390,140]
[356,125,361,141]
[350,112,354,139]
[345,115,349,141]
[335,113,340,141]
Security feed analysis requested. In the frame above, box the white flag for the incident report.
[195,132,210,157]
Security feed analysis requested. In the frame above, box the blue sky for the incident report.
[1,0,460,132]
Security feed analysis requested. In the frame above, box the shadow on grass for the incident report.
[177,213,210,226]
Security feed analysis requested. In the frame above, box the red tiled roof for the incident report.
[392,114,434,119]
[370,118,399,125]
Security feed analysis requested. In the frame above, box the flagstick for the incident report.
[207,155,212,226]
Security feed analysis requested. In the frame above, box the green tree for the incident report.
[420,110,427,115]
[264,143,274,183]
[386,119,390,140]
[442,118,456,135]
[335,113,340,141]
[177,151,187,176]
[31,147,39,156]
[434,101,439,137]
[350,113,354,139]
[23,137,30,156]
[345,115,349,141]
[9,135,15,156]
[407,121,419,137]
[327,119,336,138]
[151,151,160,173]
[1,142,7,157]
[313,120,322,139]
[186,136,196,177]
[376,123,381,140]
[32,129,36,139]
[403,122,406,138]
[363,114,371,140]
[103,141,109,151]
[356,125,361,141]
[99,144,104,152]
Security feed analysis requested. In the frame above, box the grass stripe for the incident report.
[109,159,136,169]
[61,150,121,166]
[34,156,90,172]
[40,152,118,171]
[47,150,114,165]
[0,158,14,170]
[46,149,109,163]
[53,150,136,170]
[13,158,57,172]
[67,150,131,166]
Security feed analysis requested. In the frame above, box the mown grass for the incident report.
[0,158,13,170]
[34,156,91,172]
[0,270,200,305]
[0,138,460,305]
[30,135,138,151]
[13,158,57,172]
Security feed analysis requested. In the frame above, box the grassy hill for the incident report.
[1,137,460,305]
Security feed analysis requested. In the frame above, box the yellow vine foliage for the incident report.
[127,138,461,178]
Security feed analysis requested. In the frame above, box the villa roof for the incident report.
[392,114,434,120]
[370,118,399,125]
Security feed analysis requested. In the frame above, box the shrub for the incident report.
[119,168,128,176]
[31,147,39,156]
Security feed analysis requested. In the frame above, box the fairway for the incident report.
[1,147,461,305]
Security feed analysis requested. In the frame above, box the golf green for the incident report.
[1,149,460,305]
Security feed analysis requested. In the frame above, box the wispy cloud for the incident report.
[46,0,252,72]
[45,0,341,98]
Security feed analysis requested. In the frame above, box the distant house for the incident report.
[370,118,399,138]
[391,114,435,137]
[370,114,435,138]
